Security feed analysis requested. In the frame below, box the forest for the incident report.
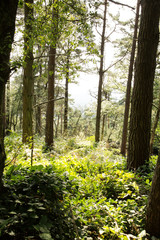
[0,0,160,239]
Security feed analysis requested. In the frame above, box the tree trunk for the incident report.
[0,0,18,189]
[45,46,56,148]
[101,114,106,141]
[127,0,160,170]
[150,94,160,154]
[120,0,140,156]
[5,79,11,134]
[22,0,34,143]
[35,59,42,135]
[45,0,58,148]
[55,114,60,138]
[146,153,160,237]
[95,0,107,142]
[64,50,70,135]
[0,84,6,190]
[35,104,41,135]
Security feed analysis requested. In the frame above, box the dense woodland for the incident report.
[0,0,160,239]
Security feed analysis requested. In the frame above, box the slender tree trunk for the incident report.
[6,79,11,134]
[35,59,42,135]
[64,50,70,135]
[36,105,41,135]
[55,114,60,138]
[101,114,106,141]
[127,0,160,170]
[60,104,63,135]
[95,0,107,142]
[45,0,58,148]
[20,111,23,130]
[0,0,18,190]
[120,0,140,156]
[0,84,6,190]
[150,94,160,154]
[22,0,34,143]
[45,46,56,147]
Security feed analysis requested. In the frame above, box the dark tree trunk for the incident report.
[64,51,70,135]
[127,0,160,170]
[55,114,60,138]
[5,79,11,134]
[150,94,160,154]
[95,0,107,142]
[22,0,34,143]
[0,84,6,190]
[120,0,140,156]
[45,46,56,148]
[45,0,58,148]
[101,114,106,141]
[60,104,63,135]
[35,101,41,135]
[35,59,42,135]
[146,153,160,237]
[0,0,18,189]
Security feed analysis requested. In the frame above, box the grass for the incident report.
[0,133,157,239]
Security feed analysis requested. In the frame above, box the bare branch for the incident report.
[108,0,135,10]
[34,97,64,108]
[105,24,117,41]
[103,50,128,73]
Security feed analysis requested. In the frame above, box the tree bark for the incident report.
[0,0,18,189]
[0,84,6,190]
[95,0,107,142]
[45,0,58,148]
[5,79,11,134]
[120,0,140,156]
[150,94,160,154]
[127,0,160,170]
[35,104,41,135]
[45,46,56,148]
[35,56,42,135]
[22,0,34,143]
[64,50,70,135]
[101,114,106,141]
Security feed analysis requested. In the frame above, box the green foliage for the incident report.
[1,134,155,239]
[0,166,76,239]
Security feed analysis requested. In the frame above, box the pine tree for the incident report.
[127,0,160,170]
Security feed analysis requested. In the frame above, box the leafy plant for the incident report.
[1,133,155,239]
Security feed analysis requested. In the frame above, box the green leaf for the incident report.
[39,233,53,240]
[27,208,34,212]
[9,211,17,215]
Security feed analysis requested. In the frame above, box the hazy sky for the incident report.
[69,72,98,108]
[69,1,137,108]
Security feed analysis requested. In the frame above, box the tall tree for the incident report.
[150,93,160,154]
[22,0,34,143]
[127,0,160,170]
[35,63,42,135]
[5,79,11,134]
[120,0,140,156]
[64,48,70,135]
[45,0,58,148]
[0,0,18,189]
[95,0,107,142]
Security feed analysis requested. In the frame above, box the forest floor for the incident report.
[0,133,158,240]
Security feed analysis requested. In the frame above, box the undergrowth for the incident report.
[0,133,157,239]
